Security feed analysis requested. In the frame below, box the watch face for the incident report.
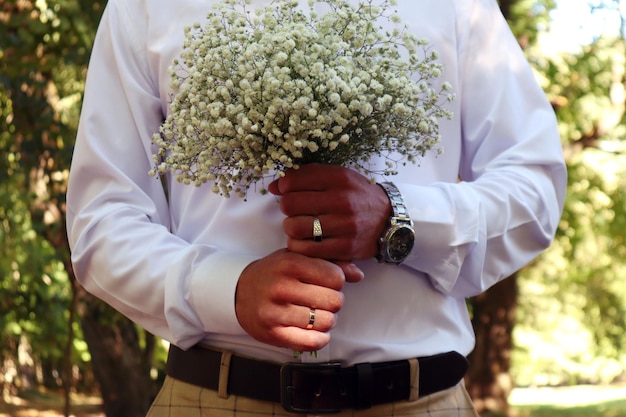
[387,226,415,262]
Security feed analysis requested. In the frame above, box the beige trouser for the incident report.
[146,376,480,417]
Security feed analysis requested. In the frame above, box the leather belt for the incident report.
[166,345,468,414]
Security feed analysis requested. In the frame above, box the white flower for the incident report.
[152,0,454,198]
[328,92,341,105]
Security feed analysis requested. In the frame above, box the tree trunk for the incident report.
[79,294,157,417]
[42,213,157,417]
[63,261,78,417]
[497,0,513,22]
[466,274,518,415]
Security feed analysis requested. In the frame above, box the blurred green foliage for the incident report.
[514,30,626,386]
[1,0,105,390]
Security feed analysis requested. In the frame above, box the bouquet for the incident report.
[151,0,455,198]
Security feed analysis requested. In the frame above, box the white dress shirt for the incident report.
[66,0,567,365]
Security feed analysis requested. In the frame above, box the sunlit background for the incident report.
[1,1,626,416]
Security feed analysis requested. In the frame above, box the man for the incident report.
[66,0,567,415]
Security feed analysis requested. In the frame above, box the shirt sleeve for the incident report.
[65,0,256,349]
[400,0,567,298]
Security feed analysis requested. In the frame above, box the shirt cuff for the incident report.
[166,249,258,349]
[398,182,477,294]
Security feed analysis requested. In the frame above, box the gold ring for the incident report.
[306,308,316,330]
[313,217,322,242]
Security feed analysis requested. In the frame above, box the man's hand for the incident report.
[268,164,391,261]
[235,249,363,353]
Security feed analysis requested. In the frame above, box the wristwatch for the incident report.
[376,182,415,264]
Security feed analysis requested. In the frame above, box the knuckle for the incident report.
[327,293,344,312]
[281,219,300,239]
[324,312,338,330]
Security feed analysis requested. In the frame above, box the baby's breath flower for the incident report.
[152,0,454,198]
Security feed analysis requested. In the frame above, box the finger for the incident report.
[278,188,359,219]
[249,302,332,352]
[278,191,334,217]
[274,164,338,194]
[279,280,345,314]
[258,302,337,331]
[283,215,330,241]
[267,178,281,196]
[284,255,347,291]
[283,215,359,241]
[271,327,331,353]
[334,261,364,283]
[298,306,336,332]
[286,236,356,261]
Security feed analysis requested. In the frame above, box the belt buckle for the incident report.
[280,361,343,414]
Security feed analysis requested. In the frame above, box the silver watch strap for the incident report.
[379,182,412,226]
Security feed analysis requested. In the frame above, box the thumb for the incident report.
[334,261,364,283]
